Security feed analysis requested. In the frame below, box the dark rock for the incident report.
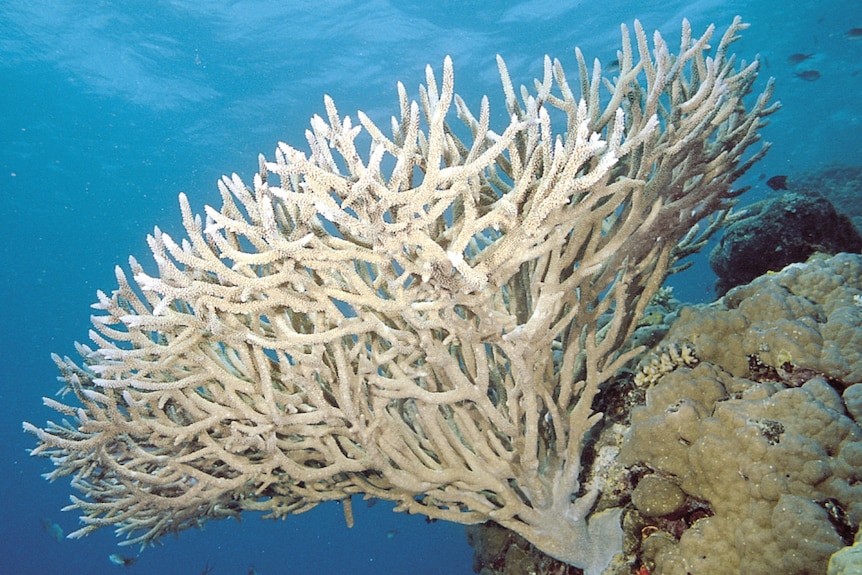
[709,191,862,295]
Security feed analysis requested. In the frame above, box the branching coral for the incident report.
[24,17,775,573]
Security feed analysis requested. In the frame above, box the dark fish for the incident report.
[794,69,821,81]
[846,27,862,39]
[108,553,137,567]
[787,52,814,64]
[766,175,789,191]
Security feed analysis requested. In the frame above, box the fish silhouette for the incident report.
[39,518,64,542]
[787,52,814,64]
[766,175,789,191]
[794,69,821,81]
[108,554,137,567]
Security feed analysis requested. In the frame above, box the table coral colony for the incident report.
[25,17,776,575]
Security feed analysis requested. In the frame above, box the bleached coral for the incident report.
[24,18,774,572]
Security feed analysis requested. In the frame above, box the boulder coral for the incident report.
[622,253,862,575]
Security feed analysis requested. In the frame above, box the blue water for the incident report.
[1,1,860,574]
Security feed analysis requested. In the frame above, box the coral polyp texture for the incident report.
[622,253,862,575]
[24,18,775,573]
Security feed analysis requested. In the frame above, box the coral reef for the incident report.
[24,18,775,573]
[621,253,862,575]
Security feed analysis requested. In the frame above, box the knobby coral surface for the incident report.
[25,17,775,572]
[622,253,862,575]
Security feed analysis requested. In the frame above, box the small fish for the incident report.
[386,529,399,539]
[637,310,665,327]
[794,69,821,81]
[766,175,789,191]
[248,566,260,575]
[787,52,814,64]
[846,27,862,39]
[605,58,620,73]
[39,518,64,542]
[108,553,137,567]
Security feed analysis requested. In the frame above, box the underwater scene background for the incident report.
[1,1,860,574]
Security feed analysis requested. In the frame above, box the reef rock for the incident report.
[709,191,861,295]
